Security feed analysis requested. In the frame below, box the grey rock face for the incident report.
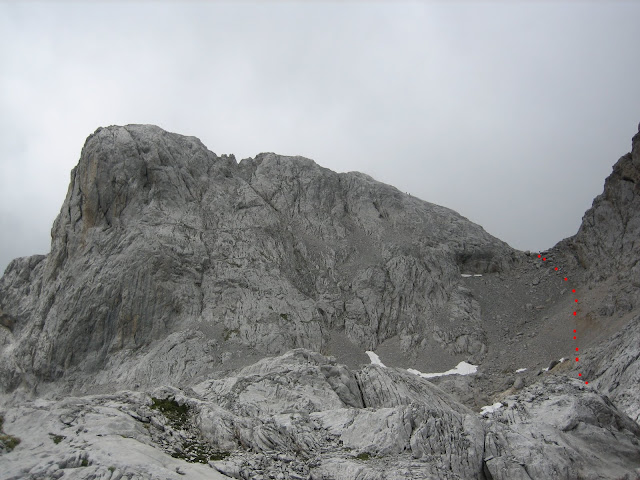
[3,122,640,479]
[554,126,640,426]
[0,390,229,480]
[571,124,640,287]
[0,124,514,393]
[2,350,639,480]
[483,375,640,480]
[582,314,640,423]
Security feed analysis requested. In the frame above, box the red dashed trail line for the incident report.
[537,254,587,384]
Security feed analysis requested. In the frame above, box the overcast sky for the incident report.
[1,1,639,274]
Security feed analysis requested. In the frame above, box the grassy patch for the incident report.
[81,458,89,467]
[49,433,66,444]
[209,451,231,461]
[149,398,230,464]
[0,415,21,452]
[356,452,371,460]
[150,397,190,428]
[280,313,288,320]
[173,440,231,464]
[222,328,240,341]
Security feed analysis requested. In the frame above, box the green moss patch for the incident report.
[149,397,231,464]
[223,328,240,341]
[0,415,21,452]
[150,397,190,428]
[172,440,231,464]
[49,433,66,444]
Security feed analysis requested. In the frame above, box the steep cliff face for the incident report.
[559,123,640,424]
[571,123,640,286]
[0,124,515,393]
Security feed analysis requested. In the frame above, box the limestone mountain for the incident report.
[0,124,515,394]
[1,123,640,480]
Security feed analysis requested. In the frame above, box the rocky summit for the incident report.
[1,123,639,479]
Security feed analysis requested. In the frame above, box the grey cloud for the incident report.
[1,1,639,273]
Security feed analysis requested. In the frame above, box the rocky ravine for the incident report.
[1,124,640,479]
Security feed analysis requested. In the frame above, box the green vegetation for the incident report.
[173,440,231,464]
[280,313,288,320]
[150,397,190,428]
[223,328,240,341]
[149,397,230,464]
[81,458,89,467]
[356,452,371,460]
[108,466,116,473]
[0,415,21,452]
[209,451,231,461]
[49,433,66,444]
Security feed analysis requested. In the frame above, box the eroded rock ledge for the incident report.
[1,350,639,480]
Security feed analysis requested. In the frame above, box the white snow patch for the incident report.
[407,361,478,379]
[515,368,527,373]
[480,402,503,416]
[559,357,567,363]
[461,274,472,277]
[365,351,386,367]
[473,274,483,277]
[543,367,549,372]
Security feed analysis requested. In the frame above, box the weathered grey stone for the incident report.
[0,124,515,395]
[483,376,640,480]
[2,351,639,480]
[551,127,640,428]
[571,126,640,288]
[512,377,524,390]
[581,314,640,423]
[2,123,640,479]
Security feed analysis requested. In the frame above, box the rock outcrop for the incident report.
[2,123,640,479]
[2,350,639,480]
[556,124,640,425]
[483,375,640,479]
[571,122,640,286]
[581,313,640,424]
[0,124,514,394]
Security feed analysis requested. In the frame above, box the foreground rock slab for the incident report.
[2,350,639,480]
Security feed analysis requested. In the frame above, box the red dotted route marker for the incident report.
[537,253,586,384]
